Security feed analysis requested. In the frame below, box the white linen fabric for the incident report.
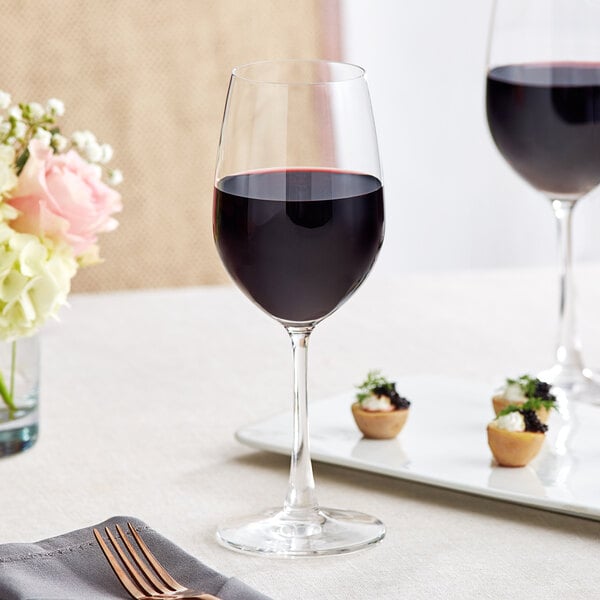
[1,269,600,599]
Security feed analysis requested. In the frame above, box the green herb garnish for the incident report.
[497,399,548,432]
[355,370,395,402]
[498,401,526,417]
[498,397,551,417]
[504,374,556,412]
[355,370,411,410]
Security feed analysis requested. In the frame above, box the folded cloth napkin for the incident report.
[0,516,272,600]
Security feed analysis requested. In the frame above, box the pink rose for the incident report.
[7,140,122,257]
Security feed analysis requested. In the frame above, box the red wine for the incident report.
[213,169,384,324]
[486,63,600,197]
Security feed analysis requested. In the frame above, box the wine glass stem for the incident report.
[552,198,583,372]
[284,326,318,518]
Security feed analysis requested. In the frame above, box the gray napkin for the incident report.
[0,516,273,600]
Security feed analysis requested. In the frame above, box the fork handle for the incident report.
[138,593,221,600]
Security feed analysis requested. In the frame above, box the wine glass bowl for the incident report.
[486,0,600,403]
[214,168,384,327]
[486,63,600,200]
[213,60,385,556]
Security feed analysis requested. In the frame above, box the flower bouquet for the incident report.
[0,91,122,453]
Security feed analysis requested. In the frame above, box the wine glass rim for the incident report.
[231,59,366,86]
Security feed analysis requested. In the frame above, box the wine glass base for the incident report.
[216,507,385,557]
[538,364,600,405]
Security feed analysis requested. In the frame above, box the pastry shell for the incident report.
[487,423,545,467]
[351,402,409,439]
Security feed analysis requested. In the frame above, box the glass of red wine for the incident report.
[213,60,385,556]
[486,0,600,403]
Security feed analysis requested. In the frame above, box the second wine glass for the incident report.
[213,60,385,556]
[486,0,600,403]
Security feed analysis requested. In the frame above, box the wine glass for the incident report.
[486,0,600,403]
[212,60,385,556]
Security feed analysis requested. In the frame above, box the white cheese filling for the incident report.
[501,382,527,403]
[493,411,525,432]
[361,394,395,412]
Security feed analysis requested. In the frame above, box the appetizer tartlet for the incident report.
[487,402,548,467]
[492,375,556,424]
[352,371,411,439]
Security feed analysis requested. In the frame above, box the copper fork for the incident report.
[93,523,221,600]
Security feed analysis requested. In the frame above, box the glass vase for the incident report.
[0,336,40,457]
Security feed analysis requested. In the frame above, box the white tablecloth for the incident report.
[2,267,600,599]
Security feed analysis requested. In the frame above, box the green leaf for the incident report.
[498,404,522,417]
[15,148,29,175]
[355,369,395,403]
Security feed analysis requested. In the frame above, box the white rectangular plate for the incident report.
[236,375,600,521]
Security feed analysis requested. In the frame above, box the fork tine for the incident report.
[115,524,172,594]
[128,522,184,591]
[93,528,145,600]
[105,527,157,597]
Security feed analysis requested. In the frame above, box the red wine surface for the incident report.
[214,169,384,324]
[486,63,600,197]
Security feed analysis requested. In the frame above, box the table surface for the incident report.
[2,266,600,600]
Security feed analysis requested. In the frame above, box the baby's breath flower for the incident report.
[33,128,52,146]
[107,169,123,186]
[83,141,102,163]
[0,146,17,196]
[46,98,65,117]
[0,122,11,137]
[8,106,22,120]
[27,102,45,121]
[72,129,96,149]
[0,92,11,110]
[51,133,68,152]
[13,121,27,140]
[71,130,86,148]
[99,143,113,164]
[83,130,97,144]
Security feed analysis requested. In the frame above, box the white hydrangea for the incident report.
[0,216,77,341]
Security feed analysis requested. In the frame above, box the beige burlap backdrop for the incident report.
[0,0,339,291]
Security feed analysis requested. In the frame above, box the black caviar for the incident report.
[373,385,411,410]
[532,379,556,403]
[520,409,548,433]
